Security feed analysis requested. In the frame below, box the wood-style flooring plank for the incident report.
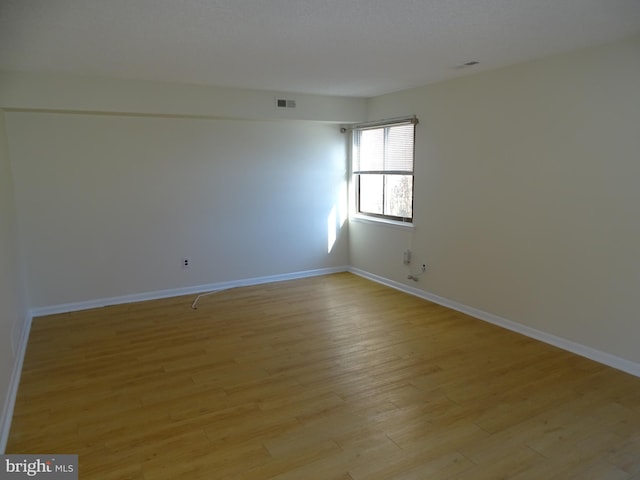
[7,272,640,479]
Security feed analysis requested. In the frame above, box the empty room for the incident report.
[1,1,640,478]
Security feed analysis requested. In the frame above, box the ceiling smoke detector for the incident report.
[454,61,480,69]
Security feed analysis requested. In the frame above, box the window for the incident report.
[352,117,417,223]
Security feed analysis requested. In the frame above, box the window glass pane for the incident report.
[358,174,384,215]
[357,129,384,171]
[352,117,416,222]
[384,174,413,218]
[386,124,414,172]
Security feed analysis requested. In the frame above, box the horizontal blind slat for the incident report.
[352,170,413,175]
[353,123,414,173]
[386,124,414,171]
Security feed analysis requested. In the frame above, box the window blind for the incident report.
[353,121,415,175]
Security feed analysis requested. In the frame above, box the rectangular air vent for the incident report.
[276,98,296,108]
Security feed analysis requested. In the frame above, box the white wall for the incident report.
[351,34,640,364]
[0,71,366,123]
[0,110,28,451]
[0,74,361,448]
[6,112,349,309]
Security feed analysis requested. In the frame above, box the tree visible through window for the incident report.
[352,118,416,222]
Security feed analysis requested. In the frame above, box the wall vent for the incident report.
[276,98,296,108]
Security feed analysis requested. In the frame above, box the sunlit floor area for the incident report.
[7,273,640,479]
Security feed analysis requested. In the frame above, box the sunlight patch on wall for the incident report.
[338,181,348,227]
[328,181,348,253]
[328,206,337,253]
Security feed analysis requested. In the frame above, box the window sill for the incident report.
[349,214,414,229]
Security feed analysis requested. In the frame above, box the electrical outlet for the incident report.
[182,257,191,268]
[421,264,427,272]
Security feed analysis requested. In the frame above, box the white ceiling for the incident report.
[1,0,639,98]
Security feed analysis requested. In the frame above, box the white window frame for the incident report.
[350,116,417,225]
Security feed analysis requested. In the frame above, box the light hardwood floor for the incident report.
[7,273,640,479]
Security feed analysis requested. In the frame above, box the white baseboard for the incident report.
[30,266,349,318]
[0,312,32,454]
[349,267,640,378]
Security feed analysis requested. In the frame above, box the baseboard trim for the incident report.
[0,312,32,454]
[30,266,349,318]
[349,267,640,378]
